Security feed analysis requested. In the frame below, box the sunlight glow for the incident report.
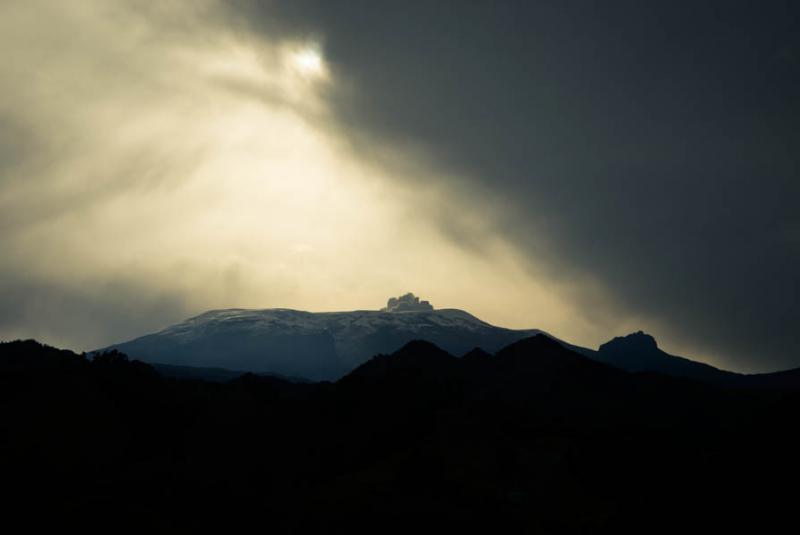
[289,45,326,79]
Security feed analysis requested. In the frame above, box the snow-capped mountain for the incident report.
[94,293,798,387]
[99,294,546,380]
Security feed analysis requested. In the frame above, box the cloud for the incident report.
[0,0,591,353]
[382,293,433,312]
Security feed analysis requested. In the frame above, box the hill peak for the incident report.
[599,331,658,353]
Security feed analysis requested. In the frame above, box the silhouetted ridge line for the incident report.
[3,337,800,532]
[0,339,87,371]
[342,340,459,382]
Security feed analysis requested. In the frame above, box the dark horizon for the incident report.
[4,334,800,532]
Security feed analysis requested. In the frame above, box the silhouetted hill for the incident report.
[595,331,735,382]
[3,337,800,533]
[461,347,492,361]
[0,339,86,371]
[594,331,800,389]
[344,339,460,382]
[343,335,623,402]
[494,334,613,376]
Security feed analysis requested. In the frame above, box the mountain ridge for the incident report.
[96,295,799,385]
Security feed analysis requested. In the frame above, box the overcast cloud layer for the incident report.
[2,1,799,372]
[248,0,800,372]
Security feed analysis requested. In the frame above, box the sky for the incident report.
[1,1,798,372]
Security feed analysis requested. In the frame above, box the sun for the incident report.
[291,46,326,78]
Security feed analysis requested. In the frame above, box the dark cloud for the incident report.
[245,1,800,371]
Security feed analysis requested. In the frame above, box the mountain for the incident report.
[98,295,547,381]
[100,293,800,384]
[592,331,734,383]
[341,335,716,427]
[342,335,637,413]
[591,330,800,389]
